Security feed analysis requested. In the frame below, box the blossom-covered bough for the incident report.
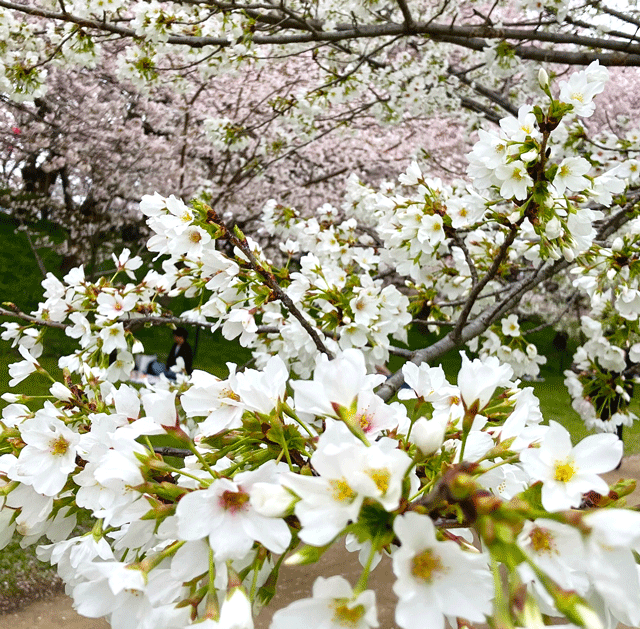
[2,58,640,629]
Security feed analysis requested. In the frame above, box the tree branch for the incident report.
[204,209,334,358]
[451,69,520,117]
[2,0,640,65]
[20,225,48,279]
[0,305,68,329]
[451,222,521,344]
[395,0,415,30]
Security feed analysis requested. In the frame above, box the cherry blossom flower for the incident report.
[559,63,608,117]
[181,367,245,436]
[499,105,541,142]
[271,576,378,629]
[552,157,591,196]
[96,291,138,321]
[10,413,79,496]
[99,323,128,355]
[457,352,513,412]
[495,161,533,201]
[8,345,40,387]
[176,472,292,561]
[291,349,385,418]
[517,519,588,594]
[283,423,367,545]
[501,314,520,337]
[519,421,622,511]
[392,512,493,629]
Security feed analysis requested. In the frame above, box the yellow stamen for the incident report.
[411,549,445,583]
[50,436,70,456]
[332,601,365,627]
[330,478,356,503]
[554,461,576,483]
[529,526,556,555]
[366,468,390,495]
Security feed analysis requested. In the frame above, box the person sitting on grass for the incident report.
[147,327,193,379]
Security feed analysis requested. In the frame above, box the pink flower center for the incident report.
[219,488,250,513]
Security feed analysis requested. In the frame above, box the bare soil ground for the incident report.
[3,454,640,629]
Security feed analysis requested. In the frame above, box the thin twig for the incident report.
[20,225,48,279]
[205,209,334,358]
[154,446,191,458]
[412,319,455,327]
[449,229,479,287]
[451,222,521,343]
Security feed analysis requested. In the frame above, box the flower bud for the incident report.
[250,482,295,518]
[285,544,331,565]
[412,417,447,456]
[221,588,253,629]
[538,68,549,89]
[573,603,604,629]
[50,382,73,402]
[132,339,144,353]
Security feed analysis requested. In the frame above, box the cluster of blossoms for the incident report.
[565,221,640,432]
[474,313,547,379]
[0,343,634,629]
[563,315,639,433]
[467,62,625,264]
[2,64,640,629]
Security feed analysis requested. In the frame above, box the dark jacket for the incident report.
[166,341,193,374]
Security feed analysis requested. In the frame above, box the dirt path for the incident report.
[4,454,640,629]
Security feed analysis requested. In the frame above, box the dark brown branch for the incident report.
[451,70,520,117]
[588,1,640,29]
[302,166,349,187]
[154,446,191,458]
[2,0,640,65]
[459,95,502,124]
[451,222,521,343]
[395,0,415,29]
[205,210,334,358]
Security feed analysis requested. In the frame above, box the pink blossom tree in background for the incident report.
[2,2,640,629]
[0,48,475,273]
[6,0,639,270]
